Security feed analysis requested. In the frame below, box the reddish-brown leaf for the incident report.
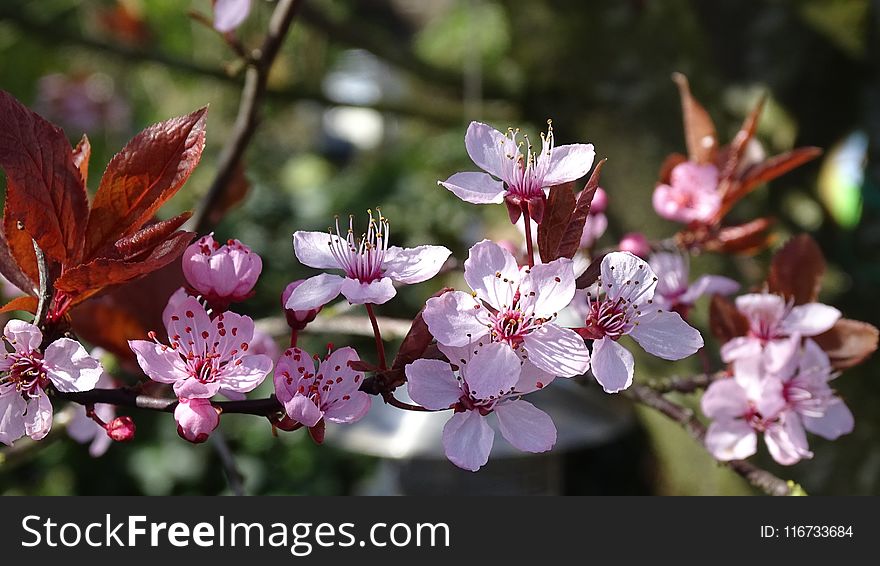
[537,181,576,263]
[555,159,605,260]
[56,231,193,303]
[658,153,687,184]
[575,253,606,289]
[704,217,775,255]
[0,90,89,264]
[735,147,823,199]
[0,295,38,314]
[1,202,39,290]
[0,213,37,296]
[718,95,765,183]
[84,107,207,260]
[672,73,717,165]
[72,134,91,187]
[767,234,825,305]
[109,211,193,262]
[813,319,879,370]
[709,294,749,343]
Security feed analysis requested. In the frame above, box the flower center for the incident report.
[189,354,221,384]
[582,264,657,340]
[501,121,554,200]
[327,209,390,283]
[490,308,532,346]
[1,352,47,397]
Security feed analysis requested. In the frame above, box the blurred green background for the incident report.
[0,0,878,495]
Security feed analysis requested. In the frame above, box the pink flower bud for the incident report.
[618,232,651,258]
[281,280,322,331]
[589,187,608,214]
[174,398,220,444]
[106,416,136,442]
[182,234,262,306]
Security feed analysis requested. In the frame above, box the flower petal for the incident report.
[292,230,344,270]
[423,291,490,347]
[464,121,512,179]
[383,245,452,284]
[630,309,703,360]
[324,392,371,424]
[441,410,494,472]
[519,258,576,318]
[700,378,749,419]
[340,276,397,305]
[495,399,556,453]
[802,398,854,440]
[514,360,556,394]
[542,143,595,186]
[3,319,42,353]
[590,337,634,393]
[600,251,657,304]
[274,347,317,405]
[0,387,27,446]
[438,172,505,204]
[219,354,272,393]
[783,303,841,337]
[43,338,103,393]
[522,324,590,378]
[285,395,323,428]
[173,377,223,400]
[705,419,756,461]
[678,275,740,305]
[765,414,812,465]
[24,391,53,441]
[461,342,522,401]
[213,0,251,33]
[128,340,186,384]
[286,273,344,311]
[720,336,761,363]
[464,240,520,310]
[405,359,462,410]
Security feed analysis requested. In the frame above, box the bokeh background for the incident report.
[0,0,878,495]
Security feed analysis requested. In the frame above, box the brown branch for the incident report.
[190,0,302,234]
[54,388,283,416]
[643,370,726,394]
[626,383,796,496]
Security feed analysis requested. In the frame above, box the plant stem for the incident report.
[523,209,536,267]
[365,303,387,370]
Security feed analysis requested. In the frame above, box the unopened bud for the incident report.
[106,416,136,442]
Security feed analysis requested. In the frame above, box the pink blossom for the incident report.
[652,161,721,223]
[618,232,651,258]
[67,366,115,457]
[422,240,591,387]
[182,234,262,306]
[573,252,703,393]
[0,320,102,445]
[287,210,451,310]
[274,346,371,428]
[406,342,556,471]
[281,280,322,331]
[128,295,273,400]
[720,293,840,372]
[174,398,219,443]
[213,0,252,33]
[648,251,739,315]
[439,121,595,223]
[702,342,851,465]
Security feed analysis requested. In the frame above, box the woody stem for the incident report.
[523,209,535,268]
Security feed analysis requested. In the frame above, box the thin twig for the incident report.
[211,430,246,496]
[626,383,795,496]
[365,303,388,370]
[643,371,726,394]
[190,0,302,234]
[55,388,283,416]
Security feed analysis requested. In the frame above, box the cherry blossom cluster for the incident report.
[2,78,875,490]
